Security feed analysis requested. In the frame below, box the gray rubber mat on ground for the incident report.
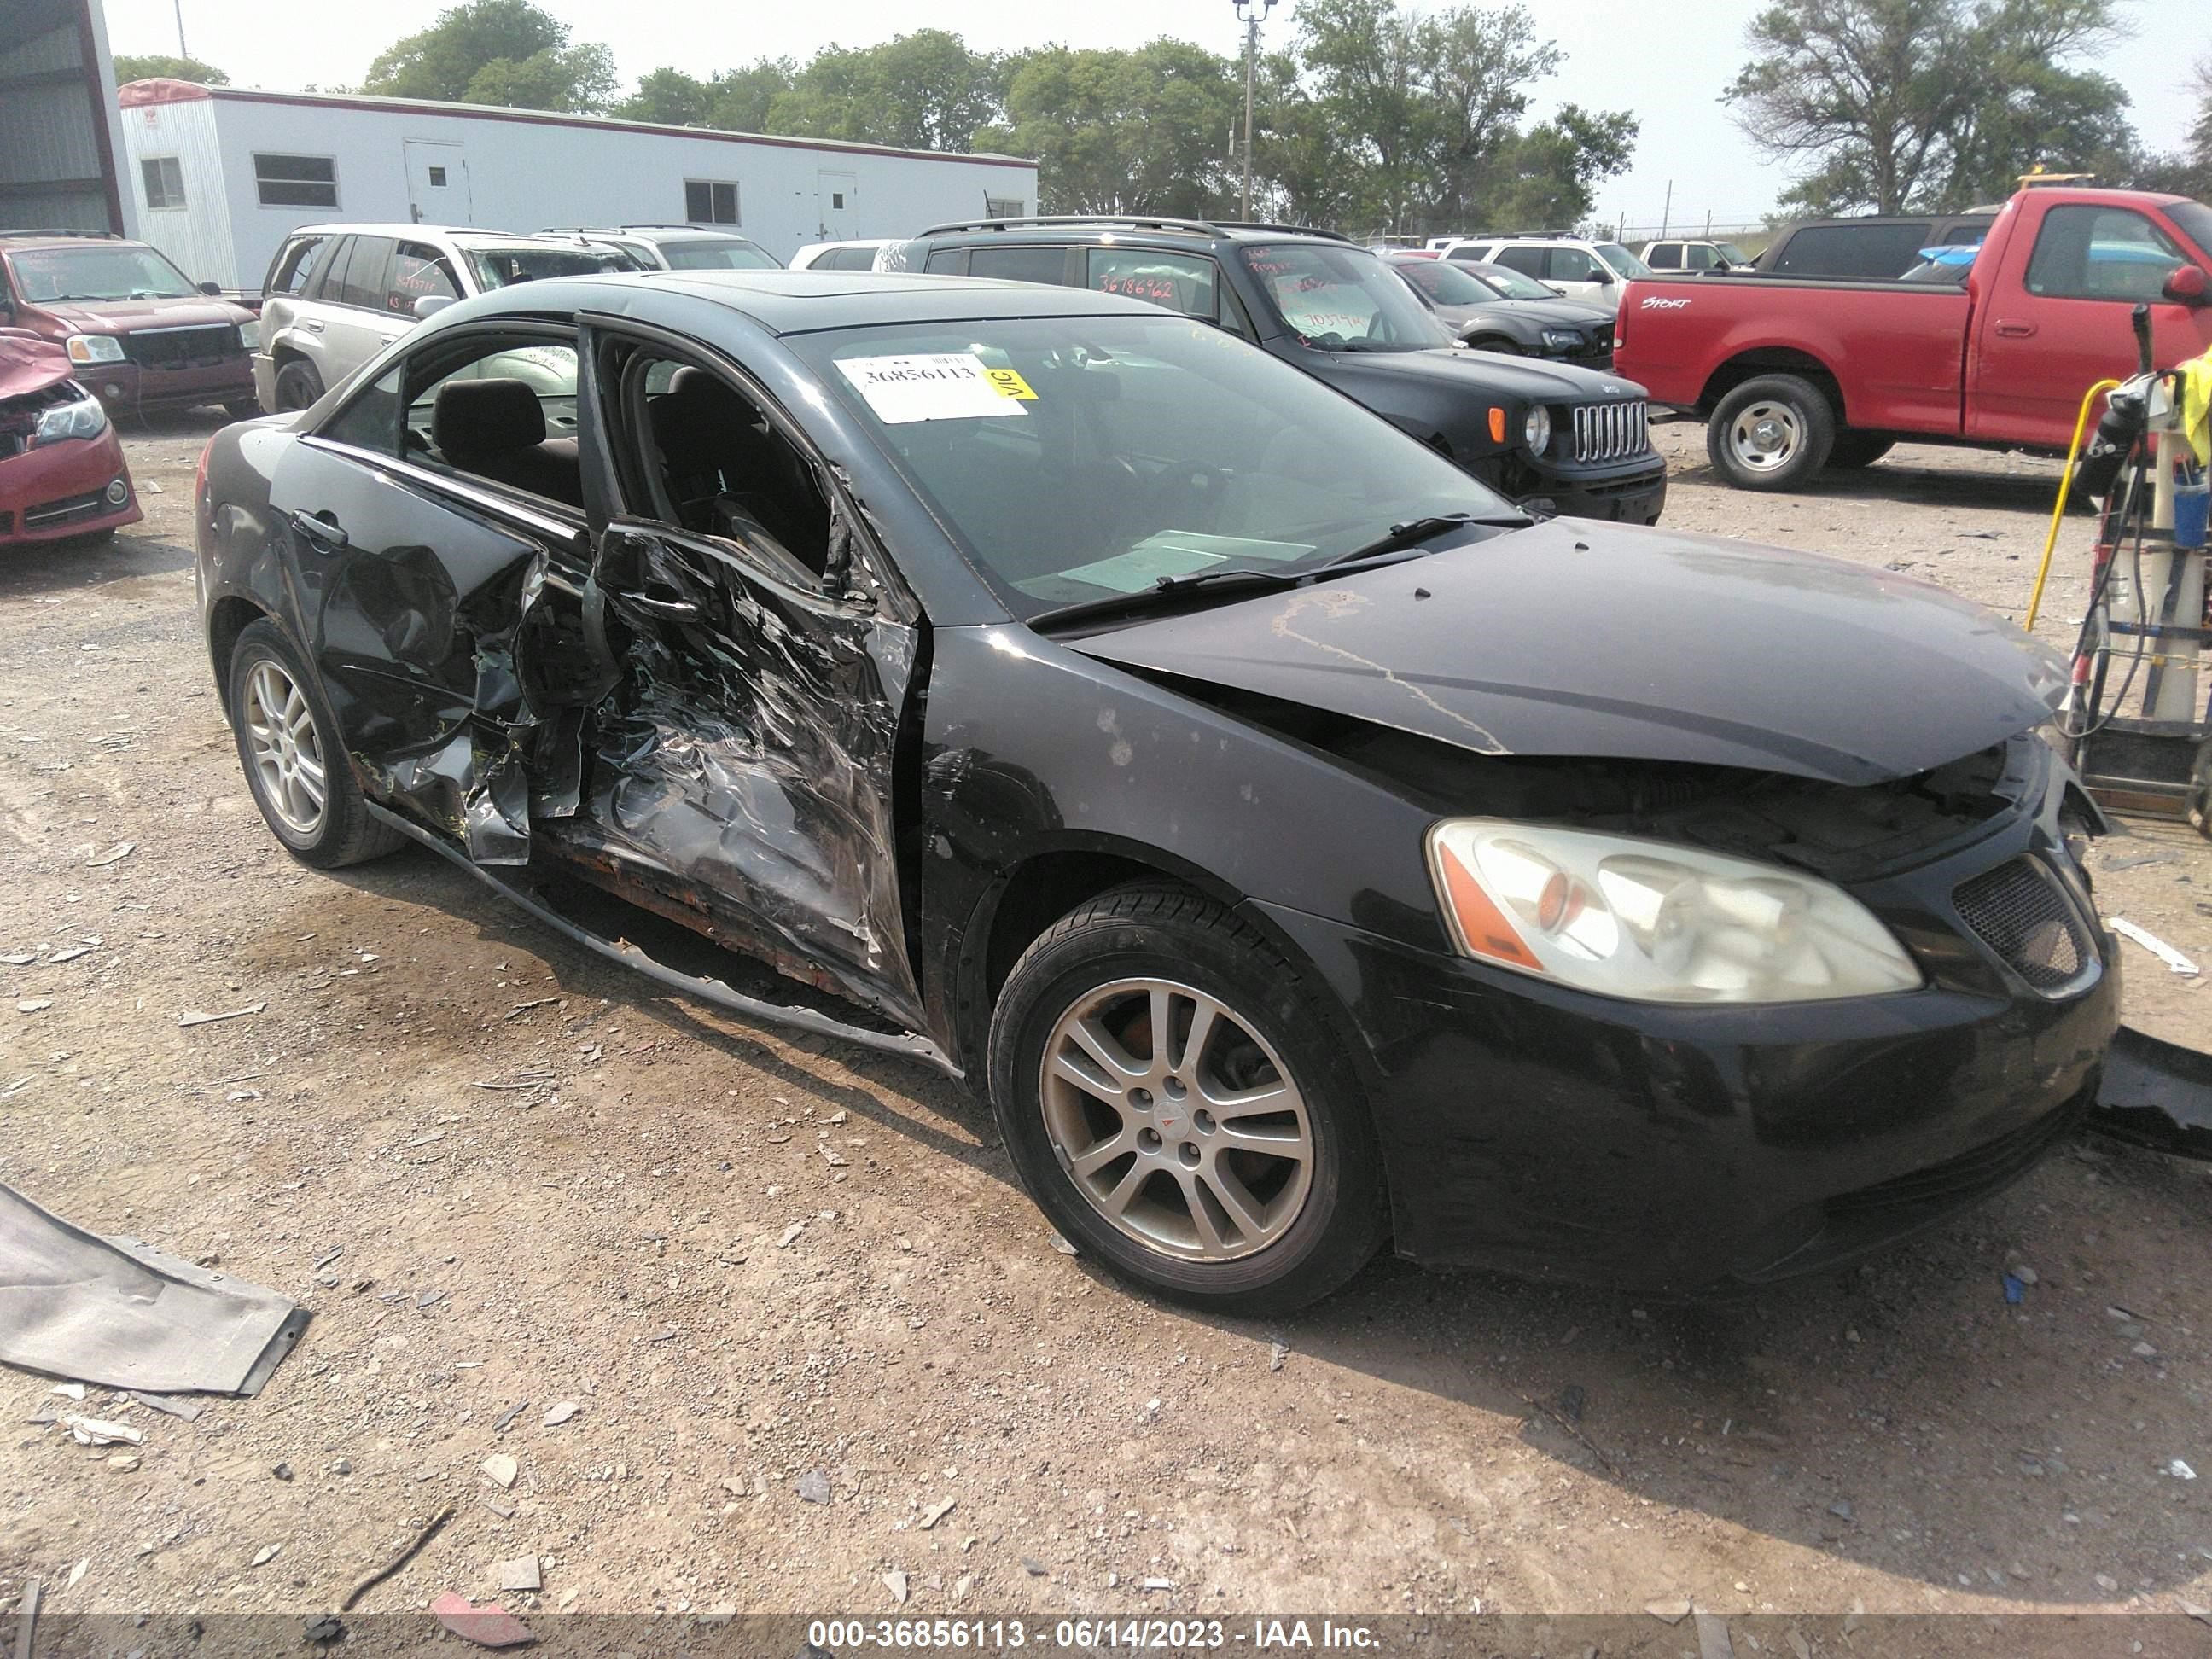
[0,1181,308,1394]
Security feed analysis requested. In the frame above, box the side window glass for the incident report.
[1495,247,1545,278]
[1085,248,1219,319]
[2025,205,2184,300]
[269,236,326,297]
[624,351,833,578]
[310,236,354,303]
[1685,245,1713,271]
[338,236,395,310]
[388,245,462,314]
[925,248,965,275]
[401,336,583,506]
[1648,245,1679,269]
[1547,247,1598,282]
[967,246,1071,286]
[321,364,403,455]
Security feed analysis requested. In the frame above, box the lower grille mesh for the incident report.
[1953,856,2089,991]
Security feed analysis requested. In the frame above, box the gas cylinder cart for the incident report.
[2023,301,2212,1158]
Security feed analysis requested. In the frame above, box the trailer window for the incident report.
[684,180,740,225]
[141,157,185,211]
[254,154,338,209]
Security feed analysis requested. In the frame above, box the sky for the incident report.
[101,0,2206,235]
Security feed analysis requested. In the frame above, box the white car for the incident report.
[1436,235,1655,312]
[788,239,899,272]
[1639,238,1753,273]
[253,224,637,412]
[540,224,780,272]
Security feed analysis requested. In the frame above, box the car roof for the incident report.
[285,223,625,250]
[451,268,1172,335]
[560,225,765,242]
[911,217,1354,250]
[0,232,152,252]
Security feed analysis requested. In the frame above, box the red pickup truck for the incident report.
[1613,186,2212,489]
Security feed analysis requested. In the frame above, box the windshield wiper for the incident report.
[1027,545,1449,632]
[1322,511,1525,568]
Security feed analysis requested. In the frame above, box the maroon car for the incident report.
[0,231,259,421]
[0,330,143,547]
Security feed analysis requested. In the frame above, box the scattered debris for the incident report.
[1269,1341,1288,1373]
[777,1220,807,1249]
[795,1469,830,1505]
[481,1454,519,1489]
[303,1613,345,1645]
[542,1400,579,1427]
[2011,1265,2038,1285]
[1022,1557,1047,1576]
[340,1502,457,1611]
[2002,1273,2025,1304]
[416,1290,447,1310]
[1560,1383,1587,1423]
[2108,917,2201,977]
[1046,1231,1078,1256]
[2171,1459,2197,1481]
[493,1400,529,1433]
[49,1383,84,1401]
[883,1569,909,1604]
[274,1462,294,1481]
[480,1495,516,1520]
[177,1000,267,1027]
[63,1415,143,1447]
[105,1452,139,1473]
[2101,848,2178,871]
[492,1555,542,1592]
[919,1497,958,1530]
[15,999,52,1014]
[251,1544,282,1568]
[1646,1598,1692,1625]
[84,841,134,868]
[2095,1573,2120,1593]
[1141,1577,1176,1592]
[14,1576,40,1659]
[429,1591,533,1649]
[1695,1610,1735,1659]
[502,997,562,1020]
[1518,1390,1622,1477]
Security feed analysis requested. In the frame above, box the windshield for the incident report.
[8,244,197,303]
[790,314,1511,620]
[659,239,780,271]
[465,246,638,288]
[1394,259,1501,305]
[1237,243,1452,352]
[1717,243,1751,266]
[1464,261,1557,301]
[1595,242,1655,279]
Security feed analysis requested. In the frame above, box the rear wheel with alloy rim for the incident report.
[989,884,1386,1313]
[1707,373,1835,490]
[272,360,323,413]
[226,618,403,868]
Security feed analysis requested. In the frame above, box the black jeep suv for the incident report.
[890,217,1665,524]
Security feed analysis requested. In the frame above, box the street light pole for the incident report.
[1233,0,1275,220]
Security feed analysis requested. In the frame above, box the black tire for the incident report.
[1464,335,1523,356]
[224,398,264,422]
[987,883,1387,1315]
[1826,431,1895,470]
[272,360,324,414]
[225,618,404,868]
[1706,373,1836,490]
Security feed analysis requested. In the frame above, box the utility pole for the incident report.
[1234,0,1275,220]
[173,0,188,56]
[1659,179,1672,241]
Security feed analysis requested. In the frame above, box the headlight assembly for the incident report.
[32,386,110,446]
[1522,405,1552,454]
[1541,329,1581,352]
[238,319,263,350]
[65,334,125,365]
[1426,818,1923,1003]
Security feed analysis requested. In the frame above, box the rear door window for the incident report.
[924,249,964,274]
[337,235,395,310]
[968,246,1073,286]
[1085,248,1219,319]
[1685,245,1715,271]
[1493,247,1546,278]
[1647,244,1681,269]
[388,244,463,314]
[1546,247,1599,282]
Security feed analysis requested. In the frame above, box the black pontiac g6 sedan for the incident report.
[195,270,2118,1313]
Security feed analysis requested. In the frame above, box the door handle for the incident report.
[621,591,700,618]
[1994,321,2036,338]
[301,318,325,333]
[286,509,350,553]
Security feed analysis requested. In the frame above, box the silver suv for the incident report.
[539,224,780,271]
[253,224,637,412]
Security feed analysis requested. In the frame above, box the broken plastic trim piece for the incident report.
[2092,1024,2212,1161]
[364,803,959,1077]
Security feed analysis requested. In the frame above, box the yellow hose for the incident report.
[2023,377,2122,632]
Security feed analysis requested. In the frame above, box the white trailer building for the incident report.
[115,80,1036,294]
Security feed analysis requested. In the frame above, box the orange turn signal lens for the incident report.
[1487,405,1506,444]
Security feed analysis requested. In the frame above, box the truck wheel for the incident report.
[1827,432,1895,470]
[273,361,324,414]
[987,883,1387,1315]
[1708,375,1835,490]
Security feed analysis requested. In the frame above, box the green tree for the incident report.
[1727,0,2133,214]
[766,31,1007,151]
[981,40,1240,216]
[615,67,718,126]
[364,0,615,112]
[707,60,799,133]
[112,53,228,85]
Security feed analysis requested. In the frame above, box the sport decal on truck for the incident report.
[1639,296,1690,310]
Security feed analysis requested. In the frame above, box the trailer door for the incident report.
[404,141,472,226]
[817,171,857,240]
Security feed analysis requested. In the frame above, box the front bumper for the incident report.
[1,431,142,545]
[1250,832,2119,1292]
[83,353,252,416]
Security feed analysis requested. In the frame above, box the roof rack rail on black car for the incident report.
[1215,222,1353,242]
[914,213,1228,239]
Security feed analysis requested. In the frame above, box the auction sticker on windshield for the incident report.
[836,353,1032,423]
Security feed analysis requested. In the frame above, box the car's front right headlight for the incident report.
[65,334,125,365]
[1426,818,1924,1003]
[32,385,109,446]
[1541,329,1581,352]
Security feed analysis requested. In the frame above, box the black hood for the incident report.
[1316,344,1640,407]
[1436,296,1614,335]
[1070,519,2067,786]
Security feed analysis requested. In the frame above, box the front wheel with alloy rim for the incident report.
[1707,373,1836,491]
[988,884,1386,1314]
[225,618,404,868]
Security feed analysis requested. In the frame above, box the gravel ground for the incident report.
[2,410,2209,1641]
